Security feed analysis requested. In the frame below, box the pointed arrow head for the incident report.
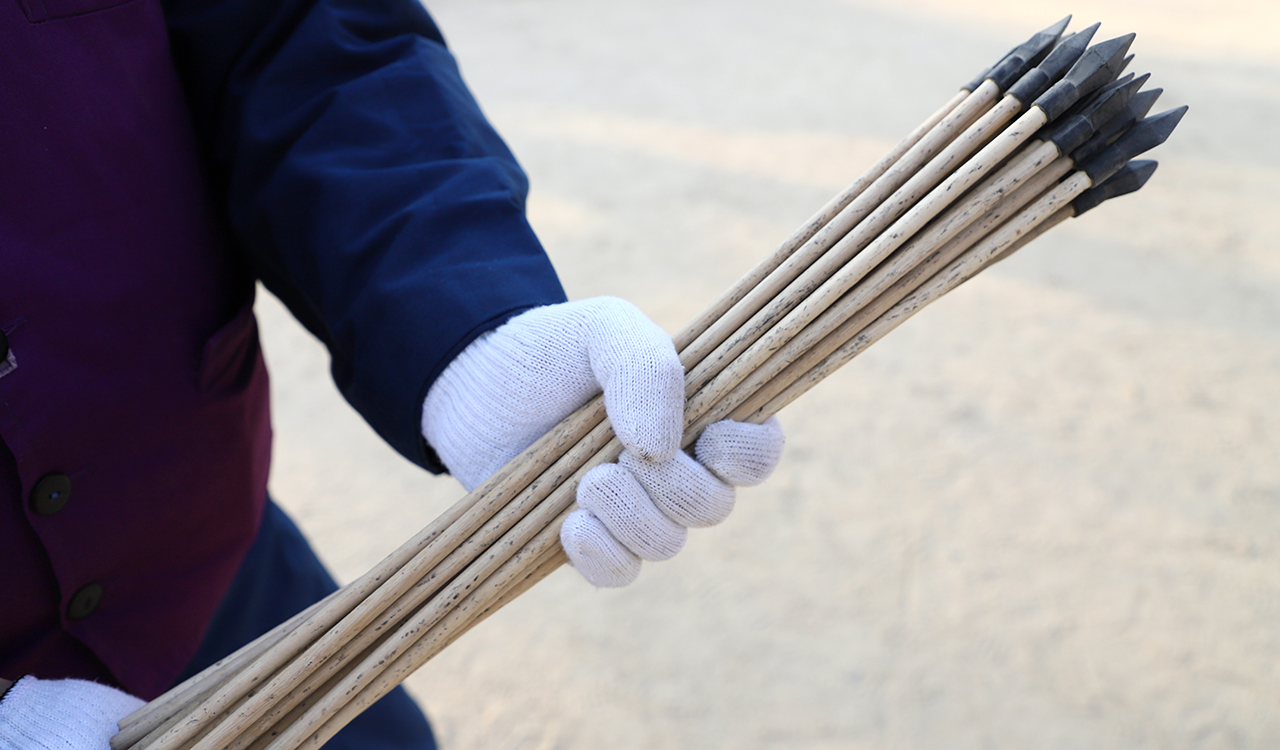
[1006,22,1099,105]
[1072,159,1159,216]
[1034,15,1074,58]
[1107,72,1138,91]
[1058,60,1137,121]
[1079,72,1149,124]
[1092,71,1139,102]
[1117,53,1136,79]
[1043,23,1100,76]
[1072,86,1164,163]
[1047,73,1149,155]
[976,15,1072,92]
[1061,71,1142,123]
[1035,33,1138,121]
[1129,87,1165,120]
[1069,33,1137,95]
[1079,105,1189,184]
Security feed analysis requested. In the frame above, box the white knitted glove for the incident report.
[561,416,785,586]
[422,297,785,587]
[0,676,144,750]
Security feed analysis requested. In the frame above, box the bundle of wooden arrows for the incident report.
[112,16,1187,750]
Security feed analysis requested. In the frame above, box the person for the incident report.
[0,0,785,747]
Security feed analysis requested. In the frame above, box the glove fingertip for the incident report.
[560,509,642,588]
[587,298,686,463]
[606,363,685,463]
[696,417,786,487]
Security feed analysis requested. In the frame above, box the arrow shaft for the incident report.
[683,102,1049,427]
[748,169,1092,420]
[707,153,1075,432]
[677,79,999,366]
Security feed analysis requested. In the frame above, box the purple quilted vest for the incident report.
[0,0,271,698]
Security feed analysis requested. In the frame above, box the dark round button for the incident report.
[67,583,104,621]
[30,472,72,516]
[0,329,8,361]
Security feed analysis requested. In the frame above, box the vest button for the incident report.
[67,583,104,621]
[30,473,72,516]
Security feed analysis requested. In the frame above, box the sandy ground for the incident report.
[255,1,1280,748]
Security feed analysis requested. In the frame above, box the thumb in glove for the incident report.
[0,676,144,750]
[422,297,786,589]
[422,296,684,492]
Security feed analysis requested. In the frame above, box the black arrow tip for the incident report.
[1109,72,1138,90]
[1084,33,1138,87]
[1034,15,1074,62]
[1129,158,1160,187]
[1051,22,1102,69]
[1072,159,1159,216]
[1129,87,1164,120]
[1080,105,1189,184]
[1035,33,1139,121]
[976,15,1074,92]
[1070,83,1163,164]
[1030,16,1073,53]
[1066,70,1142,118]
[1096,72,1151,115]
[1043,15,1073,46]
[1006,22,1099,105]
[1139,104,1189,144]
[1117,53,1136,78]
[1048,73,1149,155]
[1076,21,1102,36]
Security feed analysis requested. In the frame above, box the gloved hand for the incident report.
[0,676,144,750]
[421,296,785,587]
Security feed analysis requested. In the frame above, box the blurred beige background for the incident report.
[255,1,1280,748]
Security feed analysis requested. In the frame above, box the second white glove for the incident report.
[0,676,144,750]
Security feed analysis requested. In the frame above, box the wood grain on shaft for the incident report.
[691,151,1073,435]
[749,170,1094,421]
[114,593,330,748]
[268,504,581,750]
[681,103,1049,443]
[678,83,999,378]
[130,396,605,750]
[723,155,1075,428]
[680,92,1027,420]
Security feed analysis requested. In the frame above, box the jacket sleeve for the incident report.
[161,0,568,471]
